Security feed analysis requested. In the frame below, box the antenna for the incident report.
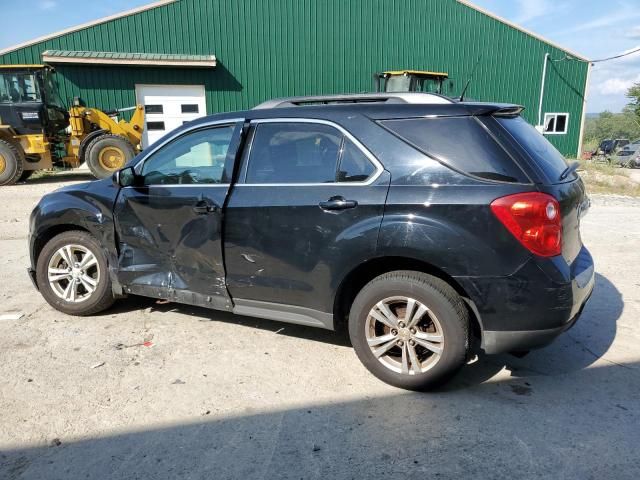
[459,55,483,102]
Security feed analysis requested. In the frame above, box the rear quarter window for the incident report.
[380,117,528,183]
[496,116,572,183]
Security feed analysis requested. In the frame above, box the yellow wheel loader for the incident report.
[373,70,449,94]
[0,64,144,186]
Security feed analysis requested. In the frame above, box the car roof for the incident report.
[186,98,523,129]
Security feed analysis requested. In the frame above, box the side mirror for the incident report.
[112,166,137,187]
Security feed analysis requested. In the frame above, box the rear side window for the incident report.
[244,122,378,184]
[380,117,528,183]
[497,116,571,182]
[338,140,376,182]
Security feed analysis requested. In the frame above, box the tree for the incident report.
[626,82,640,117]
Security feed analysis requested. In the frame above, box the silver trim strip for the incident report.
[241,117,385,187]
[123,184,230,189]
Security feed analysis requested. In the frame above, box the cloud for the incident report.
[593,71,640,98]
[39,0,57,10]
[513,0,555,24]
[626,26,640,40]
[597,77,638,96]
[557,8,640,36]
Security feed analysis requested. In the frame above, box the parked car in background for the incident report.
[612,144,640,168]
[27,93,594,391]
[596,138,630,156]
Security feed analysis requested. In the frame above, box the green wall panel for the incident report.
[0,0,589,156]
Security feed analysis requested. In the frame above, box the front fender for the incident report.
[29,179,121,293]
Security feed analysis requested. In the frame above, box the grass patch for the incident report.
[577,160,640,197]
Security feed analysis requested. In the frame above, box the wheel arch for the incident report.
[78,129,108,163]
[32,224,91,273]
[333,256,483,342]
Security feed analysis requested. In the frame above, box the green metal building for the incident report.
[0,0,590,155]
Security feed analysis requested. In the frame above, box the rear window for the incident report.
[496,116,572,182]
[380,117,528,183]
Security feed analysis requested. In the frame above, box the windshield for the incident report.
[0,72,42,103]
[384,75,411,92]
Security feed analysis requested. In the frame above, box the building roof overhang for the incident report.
[41,50,217,68]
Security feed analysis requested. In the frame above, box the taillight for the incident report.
[490,192,562,257]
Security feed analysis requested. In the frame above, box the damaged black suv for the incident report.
[28,93,594,390]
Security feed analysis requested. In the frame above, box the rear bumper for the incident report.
[482,287,592,354]
[457,246,595,354]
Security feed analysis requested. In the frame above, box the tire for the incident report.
[18,170,34,182]
[348,271,469,391]
[0,139,25,186]
[85,134,135,179]
[36,230,115,316]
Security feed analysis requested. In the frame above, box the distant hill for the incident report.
[586,113,601,119]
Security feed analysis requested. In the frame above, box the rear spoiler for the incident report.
[459,102,524,117]
[491,105,525,117]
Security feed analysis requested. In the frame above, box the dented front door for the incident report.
[113,122,243,311]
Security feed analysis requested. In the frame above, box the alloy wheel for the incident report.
[365,296,444,375]
[47,244,100,303]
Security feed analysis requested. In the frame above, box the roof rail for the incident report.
[253,92,455,109]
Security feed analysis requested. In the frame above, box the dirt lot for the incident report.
[1,173,639,479]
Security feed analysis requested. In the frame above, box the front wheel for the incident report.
[85,134,135,179]
[0,139,25,186]
[35,231,115,315]
[349,271,469,391]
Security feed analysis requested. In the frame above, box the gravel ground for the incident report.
[0,173,639,479]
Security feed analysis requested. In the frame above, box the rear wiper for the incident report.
[559,161,580,180]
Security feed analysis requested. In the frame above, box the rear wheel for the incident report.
[18,170,34,182]
[85,134,135,179]
[349,271,469,391]
[36,231,115,315]
[0,139,25,186]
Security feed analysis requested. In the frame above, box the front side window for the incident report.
[543,113,569,134]
[0,73,41,103]
[141,125,234,185]
[244,122,378,184]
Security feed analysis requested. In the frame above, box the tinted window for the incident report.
[147,121,165,131]
[246,123,342,184]
[497,116,571,182]
[381,117,527,183]
[145,104,163,114]
[181,104,199,114]
[141,126,234,185]
[338,140,376,182]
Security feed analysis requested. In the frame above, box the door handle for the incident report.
[193,201,220,214]
[319,196,358,211]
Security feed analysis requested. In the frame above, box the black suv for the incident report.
[28,93,594,390]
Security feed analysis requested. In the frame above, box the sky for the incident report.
[1,0,638,113]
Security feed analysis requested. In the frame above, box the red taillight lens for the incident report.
[490,192,562,257]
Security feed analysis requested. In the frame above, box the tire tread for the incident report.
[349,270,469,391]
[0,139,25,186]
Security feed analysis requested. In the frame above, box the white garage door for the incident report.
[135,84,207,148]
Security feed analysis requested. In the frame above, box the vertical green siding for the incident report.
[0,0,588,156]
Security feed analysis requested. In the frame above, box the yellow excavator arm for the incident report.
[68,104,144,146]
[65,105,145,167]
